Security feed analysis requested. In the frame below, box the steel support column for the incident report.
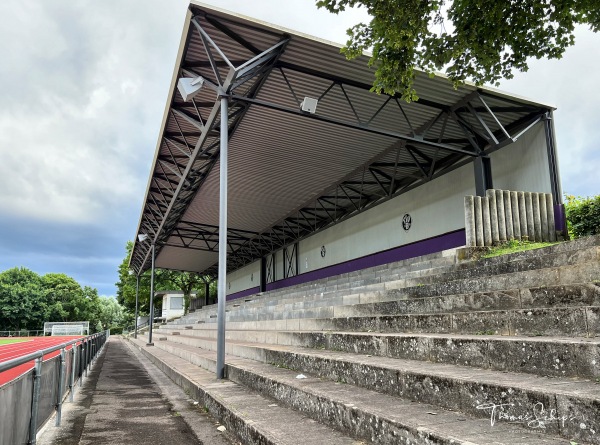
[147,243,155,346]
[204,279,210,306]
[28,357,43,445]
[544,111,563,204]
[216,95,229,380]
[55,348,66,426]
[474,155,493,197]
[260,256,267,293]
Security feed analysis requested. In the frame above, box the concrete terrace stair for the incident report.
[127,337,364,445]
[152,329,600,379]
[135,235,600,445]
[137,332,594,445]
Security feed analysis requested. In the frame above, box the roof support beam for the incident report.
[230,95,479,157]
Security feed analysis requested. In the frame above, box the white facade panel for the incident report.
[490,122,552,194]
[224,127,553,293]
[298,162,474,273]
[226,260,260,296]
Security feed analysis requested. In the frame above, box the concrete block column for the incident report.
[524,192,535,241]
[546,193,556,242]
[532,192,542,242]
[482,196,492,246]
[503,190,514,241]
[539,193,549,242]
[474,196,484,247]
[487,190,500,245]
[518,191,528,240]
[511,191,521,240]
[495,189,507,243]
[464,195,476,247]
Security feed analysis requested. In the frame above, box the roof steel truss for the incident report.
[131,12,290,273]
[131,7,552,277]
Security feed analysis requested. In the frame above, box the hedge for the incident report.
[565,194,600,238]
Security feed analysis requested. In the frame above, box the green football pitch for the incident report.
[0,338,30,346]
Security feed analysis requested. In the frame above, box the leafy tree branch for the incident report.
[317,0,600,101]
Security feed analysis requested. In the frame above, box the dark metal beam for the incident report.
[231,95,478,157]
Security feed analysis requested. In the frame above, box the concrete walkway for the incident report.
[38,336,237,445]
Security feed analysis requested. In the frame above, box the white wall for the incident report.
[490,122,552,194]
[226,126,553,293]
[226,260,260,296]
[298,162,475,273]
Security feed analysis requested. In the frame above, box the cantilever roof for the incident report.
[129,1,555,276]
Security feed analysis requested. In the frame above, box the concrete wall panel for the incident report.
[225,127,553,295]
[490,122,552,194]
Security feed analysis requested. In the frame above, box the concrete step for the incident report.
[182,252,599,328]
[329,305,600,337]
[426,243,599,284]
[335,283,600,318]
[163,296,600,337]
[186,298,600,339]
[170,239,599,328]
[211,278,600,326]
[159,298,600,338]
[127,337,365,445]
[141,334,594,444]
[387,257,600,301]
[156,328,600,379]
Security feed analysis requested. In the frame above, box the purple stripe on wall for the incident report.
[265,229,466,292]
[226,286,260,302]
[554,204,567,233]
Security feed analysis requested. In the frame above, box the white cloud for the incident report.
[0,0,597,297]
[0,0,189,224]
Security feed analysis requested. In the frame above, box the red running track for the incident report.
[0,337,82,386]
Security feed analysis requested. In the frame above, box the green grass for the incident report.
[0,338,30,346]
[482,240,558,259]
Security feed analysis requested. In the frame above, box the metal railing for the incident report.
[124,320,149,337]
[124,319,167,337]
[0,330,45,337]
[0,331,108,445]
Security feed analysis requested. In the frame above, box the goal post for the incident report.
[44,321,89,336]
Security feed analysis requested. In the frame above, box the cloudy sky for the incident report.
[0,1,598,297]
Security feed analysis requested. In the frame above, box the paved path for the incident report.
[38,337,237,445]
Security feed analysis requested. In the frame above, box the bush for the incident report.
[109,326,123,335]
[565,194,600,238]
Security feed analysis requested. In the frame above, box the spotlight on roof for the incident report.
[137,233,149,243]
[177,76,205,102]
[301,97,318,114]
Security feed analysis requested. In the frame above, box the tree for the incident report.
[98,296,125,330]
[0,268,46,331]
[316,0,600,101]
[116,241,162,314]
[41,274,103,332]
[0,267,106,333]
[81,286,103,332]
[43,273,84,322]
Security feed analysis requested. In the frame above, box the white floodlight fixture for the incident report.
[177,76,205,102]
[137,233,149,243]
[301,97,318,114]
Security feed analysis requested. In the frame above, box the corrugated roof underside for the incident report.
[182,107,397,231]
[131,2,553,274]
